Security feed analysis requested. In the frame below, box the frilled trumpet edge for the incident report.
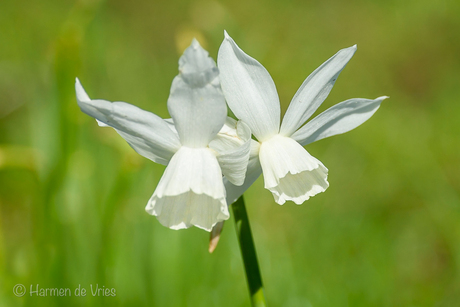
[259,134,329,205]
[269,165,329,205]
[145,146,229,231]
[147,191,229,231]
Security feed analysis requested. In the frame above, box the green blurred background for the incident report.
[1,0,460,306]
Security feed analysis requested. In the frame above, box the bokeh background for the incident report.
[1,0,460,306]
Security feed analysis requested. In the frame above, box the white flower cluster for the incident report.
[76,31,387,231]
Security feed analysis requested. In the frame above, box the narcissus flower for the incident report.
[75,39,251,231]
[218,31,387,205]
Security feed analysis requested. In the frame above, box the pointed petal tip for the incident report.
[337,44,357,57]
[347,44,358,54]
[75,78,91,102]
[186,38,204,54]
[378,95,390,101]
[191,38,200,48]
[96,119,109,127]
[223,30,230,39]
[75,77,82,89]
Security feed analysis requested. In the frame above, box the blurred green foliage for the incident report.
[1,0,460,306]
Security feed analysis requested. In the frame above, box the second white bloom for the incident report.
[218,32,387,205]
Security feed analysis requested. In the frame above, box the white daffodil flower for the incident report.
[218,31,387,205]
[75,39,251,231]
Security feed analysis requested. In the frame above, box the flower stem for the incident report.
[232,196,267,307]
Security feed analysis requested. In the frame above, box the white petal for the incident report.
[280,45,357,137]
[96,119,109,127]
[167,40,227,147]
[259,134,328,205]
[179,39,219,86]
[224,140,262,205]
[209,117,251,152]
[218,31,280,142]
[209,118,252,186]
[145,146,229,231]
[292,96,388,146]
[75,78,181,165]
[162,118,178,134]
[167,117,252,186]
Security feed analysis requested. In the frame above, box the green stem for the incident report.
[232,196,268,307]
